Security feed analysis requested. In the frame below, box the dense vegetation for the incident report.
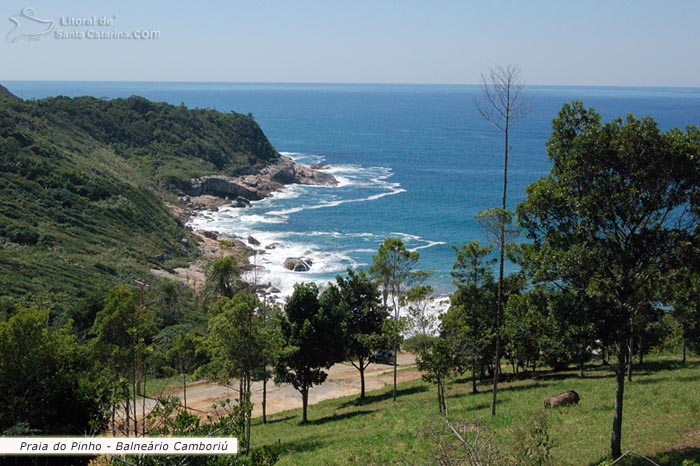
[0,84,278,314]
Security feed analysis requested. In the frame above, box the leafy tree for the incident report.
[451,241,496,289]
[206,256,243,299]
[275,283,344,423]
[90,285,157,436]
[667,268,700,362]
[151,278,185,327]
[417,338,458,414]
[325,270,388,399]
[256,297,285,424]
[0,307,106,437]
[130,397,279,466]
[446,241,496,393]
[476,64,530,417]
[205,292,272,454]
[541,289,597,375]
[157,329,205,409]
[369,238,419,401]
[404,284,439,354]
[503,291,548,374]
[516,101,698,459]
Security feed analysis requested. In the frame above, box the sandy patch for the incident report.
[151,352,421,419]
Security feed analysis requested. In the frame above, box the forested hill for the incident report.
[0,85,279,315]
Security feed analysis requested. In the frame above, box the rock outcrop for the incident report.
[283,257,313,272]
[189,155,337,202]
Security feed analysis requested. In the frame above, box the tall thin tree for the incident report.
[475,65,530,416]
[370,238,419,401]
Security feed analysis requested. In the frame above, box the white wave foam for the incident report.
[413,240,447,251]
[248,237,358,298]
[388,232,446,252]
[279,152,326,166]
[186,151,449,299]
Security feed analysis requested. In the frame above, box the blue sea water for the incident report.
[6,81,700,297]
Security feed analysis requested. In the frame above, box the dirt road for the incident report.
[155,352,421,418]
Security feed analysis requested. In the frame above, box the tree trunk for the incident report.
[133,372,138,436]
[491,126,508,417]
[244,377,252,455]
[602,347,608,366]
[262,378,267,424]
[301,388,309,424]
[471,356,478,394]
[627,327,634,382]
[183,373,187,410]
[393,344,398,402]
[124,391,130,437]
[360,363,366,399]
[611,345,627,459]
[111,386,116,436]
[683,331,687,364]
[142,370,147,436]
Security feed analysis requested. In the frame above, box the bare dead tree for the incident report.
[475,65,530,417]
[425,416,505,466]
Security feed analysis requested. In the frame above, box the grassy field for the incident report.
[250,356,700,465]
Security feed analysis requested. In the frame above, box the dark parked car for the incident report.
[371,350,396,365]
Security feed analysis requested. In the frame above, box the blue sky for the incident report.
[2,0,699,86]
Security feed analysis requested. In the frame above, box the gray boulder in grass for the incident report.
[544,390,580,408]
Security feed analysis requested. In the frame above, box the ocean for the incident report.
[7,82,700,298]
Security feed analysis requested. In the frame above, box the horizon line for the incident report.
[4,79,700,90]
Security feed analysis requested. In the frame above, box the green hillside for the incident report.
[252,357,700,466]
[0,84,278,313]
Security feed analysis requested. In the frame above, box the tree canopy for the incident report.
[516,100,700,458]
[275,283,344,423]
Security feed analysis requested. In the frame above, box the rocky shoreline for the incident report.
[156,155,337,290]
[188,155,336,202]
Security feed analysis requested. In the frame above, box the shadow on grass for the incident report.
[306,409,373,426]
[338,385,428,408]
[637,359,700,374]
[627,372,700,386]
[263,415,296,424]
[651,446,700,465]
[447,399,491,412]
[277,437,327,456]
[533,370,611,383]
[589,447,700,466]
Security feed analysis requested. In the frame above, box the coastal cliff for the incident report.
[190,155,337,201]
[0,84,332,311]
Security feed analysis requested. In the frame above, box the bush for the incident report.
[403,334,437,354]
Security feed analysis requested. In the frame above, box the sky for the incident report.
[1,0,699,86]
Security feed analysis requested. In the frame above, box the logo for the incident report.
[6,7,55,43]
[6,7,161,43]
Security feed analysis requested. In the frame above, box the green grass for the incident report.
[250,356,700,465]
[143,374,184,397]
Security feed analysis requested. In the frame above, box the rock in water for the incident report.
[283,257,313,272]
[247,236,261,246]
[234,196,251,208]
